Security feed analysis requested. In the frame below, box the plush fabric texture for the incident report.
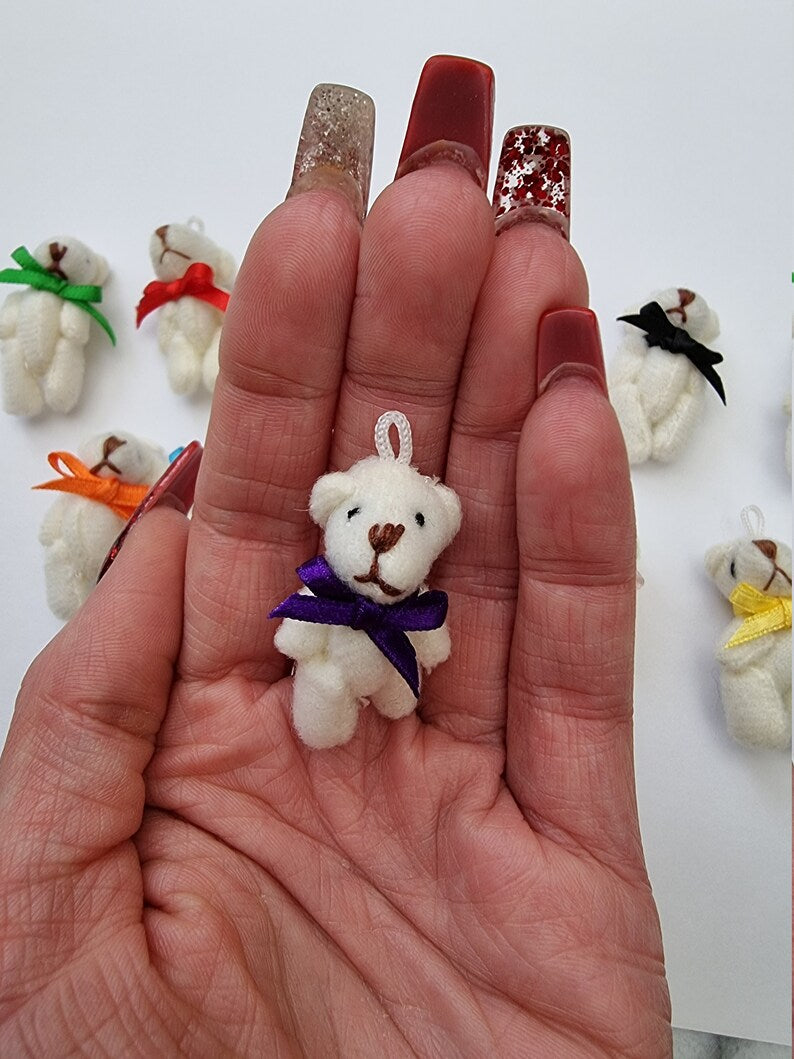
[610,287,721,464]
[0,237,110,416]
[37,432,167,621]
[141,219,236,395]
[705,532,792,749]
[272,413,461,749]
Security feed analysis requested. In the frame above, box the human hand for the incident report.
[0,59,671,1057]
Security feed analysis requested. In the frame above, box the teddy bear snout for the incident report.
[368,522,405,555]
[155,225,169,242]
[47,241,68,279]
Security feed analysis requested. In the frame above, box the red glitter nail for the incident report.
[396,55,495,189]
[492,125,570,238]
[96,440,203,581]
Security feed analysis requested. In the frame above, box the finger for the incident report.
[0,507,187,878]
[505,309,646,875]
[425,127,585,744]
[330,56,495,476]
[183,86,372,683]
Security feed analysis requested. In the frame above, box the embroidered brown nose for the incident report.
[156,225,169,242]
[47,241,68,280]
[90,436,127,476]
[368,523,405,555]
[754,539,778,561]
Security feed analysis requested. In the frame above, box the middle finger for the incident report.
[330,56,496,475]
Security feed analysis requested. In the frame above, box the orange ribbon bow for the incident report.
[33,452,149,520]
[135,261,230,326]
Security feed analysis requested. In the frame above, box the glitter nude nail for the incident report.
[287,84,375,223]
[492,125,570,239]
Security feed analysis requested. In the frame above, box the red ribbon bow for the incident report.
[136,261,230,326]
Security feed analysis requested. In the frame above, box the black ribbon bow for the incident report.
[617,301,726,404]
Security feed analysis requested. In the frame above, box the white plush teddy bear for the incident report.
[610,287,723,464]
[36,431,168,621]
[137,218,236,395]
[0,237,112,416]
[705,522,791,750]
[271,412,462,749]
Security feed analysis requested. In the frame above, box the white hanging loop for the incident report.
[374,410,412,465]
[186,216,205,233]
[740,505,765,538]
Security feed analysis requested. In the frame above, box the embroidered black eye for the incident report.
[415,512,425,527]
[347,507,360,520]
[729,560,736,578]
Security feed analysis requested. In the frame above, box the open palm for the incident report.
[0,165,671,1056]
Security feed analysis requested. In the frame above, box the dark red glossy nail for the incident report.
[396,55,495,189]
[493,125,570,238]
[536,308,607,396]
[97,440,203,581]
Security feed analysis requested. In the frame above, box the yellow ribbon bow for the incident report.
[33,451,148,521]
[724,581,792,648]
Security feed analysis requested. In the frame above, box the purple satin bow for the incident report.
[268,555,448,697]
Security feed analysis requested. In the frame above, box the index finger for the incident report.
[182,86,373,683]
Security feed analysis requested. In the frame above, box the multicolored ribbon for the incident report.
[269,555,448,696]
[0,246,116,345]
[725,581,792,648]
[136,261,230,326]
[33,452,148,521]
[618,301,726,404]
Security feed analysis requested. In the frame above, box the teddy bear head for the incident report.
[647,287,720,343]
[310,455,462,604]
[705,536,792,600]
[149,220,236,288]
[32,237,109,286]
[78,432,168,486]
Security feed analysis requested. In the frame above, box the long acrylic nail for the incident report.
[493,126,570,238]
[396,55,494,189]
[536,308,607,396]
[97,441,203,581]
[287,84,375,223]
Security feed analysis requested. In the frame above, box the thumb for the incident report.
[0,506,187,876]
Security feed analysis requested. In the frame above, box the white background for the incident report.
[0,0,791,1045]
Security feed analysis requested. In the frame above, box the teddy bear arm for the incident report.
[716,629,775,671]
[0,291,22,338]
[38,497,68,546]
[274,615,329,661]
[412,622,451,672]
[59,301,91,344]
[608,341,645,387]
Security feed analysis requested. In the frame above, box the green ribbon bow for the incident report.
[0,246,116,345]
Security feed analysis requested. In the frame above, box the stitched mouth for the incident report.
[159,246,192,265]
[354,565,402,598]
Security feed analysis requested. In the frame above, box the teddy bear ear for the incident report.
[309,471,355,528]
[434,482,462,545]
[92,254,110,286]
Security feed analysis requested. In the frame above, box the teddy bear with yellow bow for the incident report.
[705,529,792,750]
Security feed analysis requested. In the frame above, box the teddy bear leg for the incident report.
[610,382,652,464]
[43,541,92,621]
[371,669,418,720]
[291,660,360,749]
[202,329,221,394]
[1,338,44,416]
[650,382,702,463]
[42,338,85,414]
[719,667,791,750]
[165,335,203,396]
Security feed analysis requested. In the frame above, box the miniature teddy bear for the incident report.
[0,237,112,416]
[36,431,168,620]
[137,218,236,395]
[271,411,461,749]
[705,527,791,750]
[610,287,723,464]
